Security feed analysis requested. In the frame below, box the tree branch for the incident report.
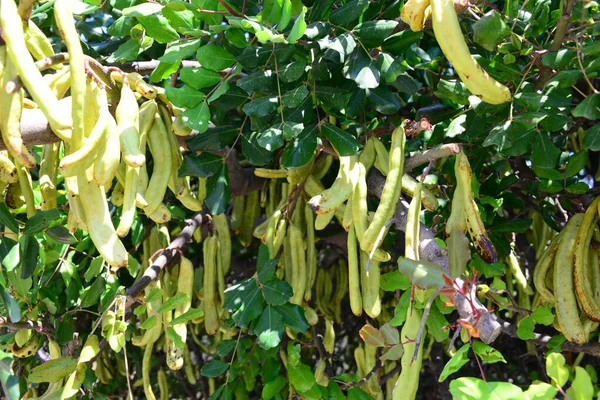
[0,316,50,334]
[125,212,204,304]
[105,60,201,74]
[404,144,462,172]
[536,0,577,88]
[499,319,600,357]
[367,168,449,270]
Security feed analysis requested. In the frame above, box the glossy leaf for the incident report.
[439,344,470,382]
[179,152,223,178]
[397,257,448,289]
[205,163,230,215]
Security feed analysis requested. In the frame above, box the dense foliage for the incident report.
[1,0,600,398]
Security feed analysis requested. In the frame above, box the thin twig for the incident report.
[413,290,441,361]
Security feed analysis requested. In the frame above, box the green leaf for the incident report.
[531,305,553,326]
[426,302,449,342]
[137,14,179,43]
[281,85,309,108]
[472,11,510,51]
[287,7,306,44]
[532,167,563,180]
[279,60,306,82]
[276,303,310,332]
[531,132,560,169]
[127,253,140,277]
[19,234,39,279]
[107,16,136,37]
[380,270,411,291]
[170,307,204,325]
[241,132,273,166]
[45,226,77,244]
[447,229,471,278]
[0,287,20,322]
[439,344,471,382]
[165,85,206,108]
[257,125,285,151]
[183,102,211,133]
[165,326,185,348]
[106,39,141,63]
[216,340,236,357]
[321,123,361,156]
[583,123,600,151]
[262,375,287,400]
[7,269,32,298]
[572,93,600,120]
[379,323,399,345]
[566,182,589,194]
[353,20,398,47]
[80,276,106,308]
[150,60,180,82]
[162,7,199,35]
[196,44,235,71]
[490,219,532,234]
[389,291,410,326]
[288,363,315,392]
[255,306,284,349]
[516,315,536,340]
[201,359,229,377]
[2,241,20,272]
[157,292,189,313]
[159,38,202,63]
[122,3,162,16]
[23,209,61,234]
[261,278,293,306]
[397,257,448,289]
[146,287,164,302]
[179,152,222,178]
[237,70,274,94]
[28,357,78,383]
[541,49,575,69]
[205,163,230,215]
[84,257,104,282]
[546,353,569,387]
[207,80,230,103]
[224,278,264,328]
[381,30,423,55]
[329,0,368,26]
[243,96,278,117]
[140,315,158,330]
[566,367,594,400]
[380,343,404,361]
[314,86,350,110]
[472,342,506,364]
[523,382,558,400]
[347,387,373,400]
[0,368,20,400]
[359,324,385,347]
[186,125,238,151]
[180,67,222,89]
[376,52,404,83]
[0,203,19,233]
[366,86,401,114]
[257,249,277,283]
[278,0,292,30]
[449,378,524,399]
[281,125,318,168]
